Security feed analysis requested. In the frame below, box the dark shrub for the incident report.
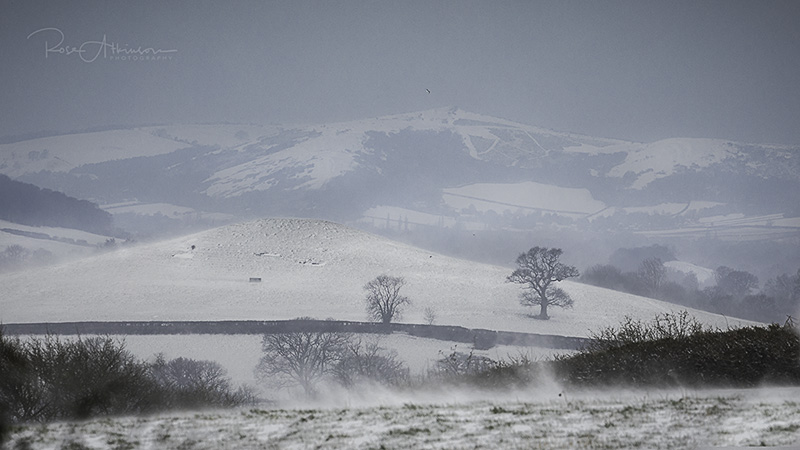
[555,320,800,388]
[0,331,255,425]
[581,264,627,291]
[429,347,496,381]
[332,339,409,388]
[150,355,257,408]
[22,335,159,420]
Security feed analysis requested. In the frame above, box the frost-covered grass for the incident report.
[6,387,800,449]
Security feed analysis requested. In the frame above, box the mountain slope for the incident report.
[2,108,797,239]
[0,218,756,337]
[0,174,113,235]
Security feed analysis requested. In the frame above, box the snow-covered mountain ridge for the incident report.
[1,107,797,239]
[3,107,794,190]
[0,218,756,337]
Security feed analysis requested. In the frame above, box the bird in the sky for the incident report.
[426,88,431,94]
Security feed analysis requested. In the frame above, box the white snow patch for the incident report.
[0,129,185,177]
[606,138,735,188]
[203,129,363,197]
[664,260,717,285]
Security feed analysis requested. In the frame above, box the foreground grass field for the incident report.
[5,387,800,449]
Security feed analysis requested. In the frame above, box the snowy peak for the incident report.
[1,109,797,237]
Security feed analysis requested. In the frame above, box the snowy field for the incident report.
[0,219,114,261]
[6,387,800,449]
[0,218,757,337]
[637,213,800,241]
[4,218,790,449]
[442,181,606,217]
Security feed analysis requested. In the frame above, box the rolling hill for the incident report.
[0,218,756,338]
[1,108,797,242]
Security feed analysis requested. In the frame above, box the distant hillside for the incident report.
[1,108,797,241]
[0,218,758,337]
[0,174,113,235]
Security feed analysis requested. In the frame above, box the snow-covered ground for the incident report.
[4,108,787,200]
[664,260,717,286]
[0,219,116,263]
[359,205,485,231]
[1,218,794,449]
[0,218,757,336]
[101,201,236,223]
[591,201,726,219]
[0,129,185,177]
[442,181,606,217]
[604,138,737,189]
[0,219,113,248]
[637,213,800,241]
[6,387,800,449]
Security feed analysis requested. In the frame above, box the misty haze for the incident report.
[2,1,800,449]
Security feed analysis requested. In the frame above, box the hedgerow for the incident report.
[447,312,800,390]
[553,320,800,388]
[0,330,256,434]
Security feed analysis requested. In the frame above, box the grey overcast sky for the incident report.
[1,0,799,145]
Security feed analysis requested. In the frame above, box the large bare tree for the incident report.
[364,275,411,324]
[255,330,350,397]
[507,247,579,320]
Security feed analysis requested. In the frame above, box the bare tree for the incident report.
[764,269,800,312]
[0,245,28,270]
[149,355,254,408]
[364,275,411,324]
[255,330,351,397]
[507,247,579,320]
[3,245,27,260]
[423,306,437,325]
[332,338,409,388]
[433,346,494,378]
[638,257,666,295]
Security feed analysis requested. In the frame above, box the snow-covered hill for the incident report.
[8,108,793,195]
[0,129,186,177]
[2,107,797,241]
[0,218,756,337]
[0,219,118,265]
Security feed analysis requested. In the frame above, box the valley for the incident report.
[1,110,798,449]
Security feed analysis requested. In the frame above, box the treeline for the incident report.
[0,174,113,235]
[3,313,799,440]
[452,312,800,390]
[251,313,800,397]
[0,332,256,436]
[581,257,800,323]
[554,313,800,387]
